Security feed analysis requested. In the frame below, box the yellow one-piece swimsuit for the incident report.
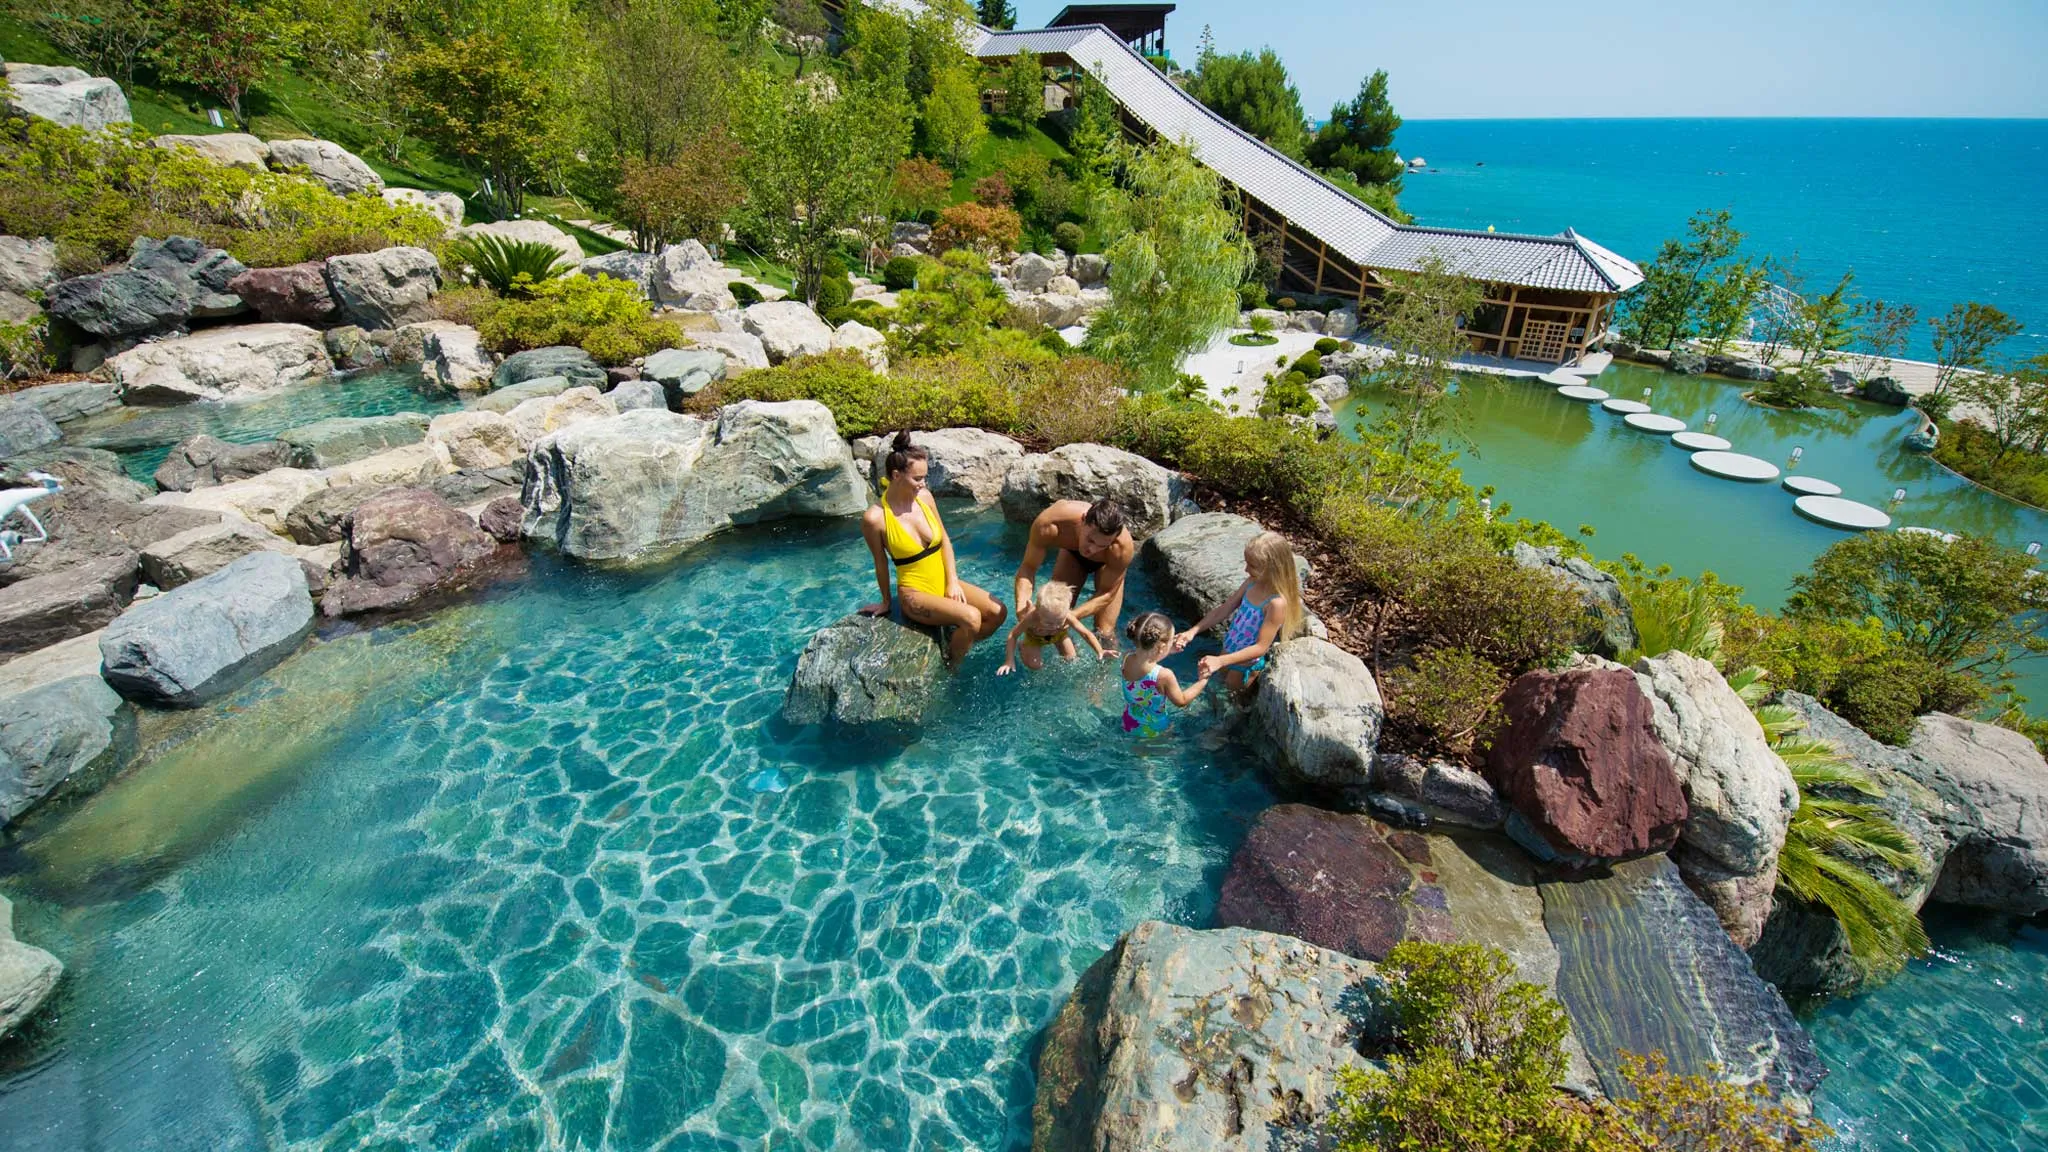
[883,495,948,598]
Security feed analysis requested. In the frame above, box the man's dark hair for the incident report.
[1083,499,1126,536]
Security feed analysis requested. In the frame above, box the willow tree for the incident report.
[1085,141,1251,391]
[1364,252,1484,456]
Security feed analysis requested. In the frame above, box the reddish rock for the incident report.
[1214,804,1453,962]
[322,488,499,616]
[1486,666,1688,862]
[478,495,524,543]
[228,262,337,325]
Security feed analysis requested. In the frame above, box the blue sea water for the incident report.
[1395,119,2048,362]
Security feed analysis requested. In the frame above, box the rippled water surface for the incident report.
[0,511,1271,1151]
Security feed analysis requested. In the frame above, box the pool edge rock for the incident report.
[782,613,944,734]
[0,892,62,1042]
[98,552,315,707]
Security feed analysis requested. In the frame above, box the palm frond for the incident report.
[1753,703,1805,743]
[1624,578,1726,663]
[1726,663,1771,707]
[1773,737,1857,775]
[1777,837,1931,981]
[446,234,573,295]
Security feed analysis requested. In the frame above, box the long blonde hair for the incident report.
[1246,531,1306,641]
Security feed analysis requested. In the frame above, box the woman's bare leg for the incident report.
[960,582,1007,641]
[899,589,984,669]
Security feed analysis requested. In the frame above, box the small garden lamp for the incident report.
[1790,445,1804,464]
[1706,412,1718,427]
[2029,542,2042,557]
[1892,487,1907,505]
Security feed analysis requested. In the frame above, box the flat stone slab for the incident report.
[1794,495,1891,530]
[1782,475,1842,496]
[1624,413,1687,434]
[1600,398,1650,414]
[1557,385,1609,402]
[1539,369,1582,387]
[1671,432,1732,451]
[1691,450,1780,481]
[1569,351,1614,375]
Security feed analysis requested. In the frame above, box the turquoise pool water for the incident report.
[64,369,467,483]
[1810,911,2048,1151]
[0,511,1271,1151]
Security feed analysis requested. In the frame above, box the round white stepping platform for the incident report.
[1601,398,1651,414]
[1539,369,1582,387]
[1783,476,1842,497]
[1625,413,1687,434]
[1796,495,1892,530]
[1567,351,1614,376]
[1897,525,1958,543]
[1691,451,1781,481]
[1558,385,1609,402]
[1671,432,1732,451]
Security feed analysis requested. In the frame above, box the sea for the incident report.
[1393,118,2048,363]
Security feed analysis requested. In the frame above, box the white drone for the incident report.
[0,471,61,562]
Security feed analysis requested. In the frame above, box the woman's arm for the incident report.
[1155,667,1211,707]
[1175,585,1244,651]
[860,509,891,614]
[930,495,965,601]
[1068,614,1107,659]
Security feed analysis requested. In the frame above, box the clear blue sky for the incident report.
[1016,0,2048,119]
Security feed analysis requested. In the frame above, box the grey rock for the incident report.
[0,236,58,298]
[1511,542,1638,658]
[477,495,523,543]
[0,892,63,1041]
[428,466,524,508]
[1251,637,1384,792]
[739,300,834,364]
[0,400,61,459]
[264,138,382,197]
[521,402,865,561]
[0,631,131,827]
[1907,712,2048,915]
[1862,376,1911,406]
[155,435,289,492]
[151,132,268,170]
[110,323,333,404]
[1069,252,1107,286]
[640,347,727,405]
[1704,354,1777,382]
[418,323,493,391]
[1034,921,1379,1152]
[1370,753,1505,829]
[98,552,314,706]
[492,346,605,392]
[889,222,931,251]
[1668,349,1706,375]
[1011,251,1059,293]
[1139,512,1310,623]
[283,483,387,545]
[471,376,572,415]
[4,65,128,132]
[686,331,769,371]
[12,379,121,425]
[0,551,139,656]
[380,187,463,229]
[851,427,1025,505]
[324,246,440,329]
[323,326,384,371]
[1324,308,1360,339]
[47,236,247,339]
[606,378,667,412]
[579,250,655,298]
[277,412,428,469]
[650,241,736,310]
[1001,443,1183,541]
[139,517,296,588]
[781,613,944,732]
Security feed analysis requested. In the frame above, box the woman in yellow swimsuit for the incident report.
[860,431,1007,668]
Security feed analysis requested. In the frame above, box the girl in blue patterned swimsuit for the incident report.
[1120,613,1209,737]
[1175,531,1306,702]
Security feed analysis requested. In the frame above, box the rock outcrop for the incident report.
[381,187,464,229]
[505,386,616,450]
[606,378,666,412]
[321,488,500,616]
[641,347,726,406]
[1487,663,1688,863]
[492,345,606,392]
[154,435,289,492]
[265,138,383,196]
[650,241,735,310]
[0,552,139,656]
[0,235,57,322]
[418,323,494,391]
[1216,804,1454,961]
[47,236,247,339]
[4,61,128,131]
[851,427,1025,505]
[151,132,269,170]
[283,483,385,546]
[0,893,62,1042]
[1369,753,1506,830]
[1511,542,1638,658]
[1907,712,2048,915]
[0,400,61,459]
[98,552,315,706]
[1000,443,1181,540]
[1140,512,1309,623]
[1251,638,1383,792]
[139,517,298,589]
[0,631,131,826]
[740,301,835,364]
[427,410,524,471]
[324,246,440,329]
[781,613,944,732]
[11,380,119,426]
[1635,652,1797,946]
[153,467,328,534]
[520,402,866,561]
[1034,921,1378,1152]
[227,262,337,325]
[278,412,428,469]
[109,323,333,403]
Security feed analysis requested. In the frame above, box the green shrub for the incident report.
[0,315,52,379]
[729,281,764,307]
[442,234,573,296]
[1238,282,1267,310]
[1277,296,1298,310]
[816,274,853,316]
[1258,370,1315,418]
[1387,647,1505,756]
[889,249,1011,360]
[476,275,685,364]
[1053,221,1084,252]
[1290,350,1324,378]
[1315,336,1341,355]
[881,256,921,292]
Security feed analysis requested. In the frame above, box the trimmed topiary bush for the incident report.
[1053,221,1084,252]
[1315,336,1341,355]
[729,281,764,307]
[882,256,920,292]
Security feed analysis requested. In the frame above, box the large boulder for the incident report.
[428,466,523,509]
[1511,542,1638,658]
[324,246,440,329]
[98,552,314,706]
[1140,512,1309,623]
[1216,804,1453,961]
[651,241,735,310]
[520,401,866,561]
[1070,252,1107,286]
[381,187,464,229]
[505,386,617,449]
[153,467,328,534]
[687,331,769,372]
[740,300,834,364]
[151,132,268,169]
[277,412,428,469]
[109,323,333,403]
[1251,638,1383,792]
[139,517,297,589]
[11,379,120,426]
[47,236,247,339]
[641,347,726,406]
[1369,753,1506,830]
[0,631,131,826]
[1907,713,2048,915]
[472,375,572,413]
[457,219,582,265]
[606,378,666,412]
[264,138,382,197]
[851,427,1025,505]
[418,323,494,391]
[0,552,139,656]
[1486,663,1689,863]
[831,319,887,370]
[492,345,606,392]
[320,443,446,489]
[283,483,387,546]
[781,613,944,732]
[579,250,655,298]
[0,893,62,1042]
[226,261,336,325]
[154,435,289,492]
[1634,652,1797,946]
[0,400,61,459]
[1034,920,1378,1152]
[3,62,128,131]
[1000,444,1181,540]
[321,488,500,617]
[1010,251,1059,293]
[1861,376,1912,407]
[427,410,524,471]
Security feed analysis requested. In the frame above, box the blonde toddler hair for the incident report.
[1245,531,1307,641]
[1035,581,1073,619]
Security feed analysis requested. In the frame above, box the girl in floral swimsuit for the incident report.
[1120,613,1210,736]
[1175,531,1306,702]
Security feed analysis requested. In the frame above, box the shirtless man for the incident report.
[1014,498,1135,651]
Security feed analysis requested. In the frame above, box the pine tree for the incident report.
[975,0,1015,29]
[1307,71,1405,190]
